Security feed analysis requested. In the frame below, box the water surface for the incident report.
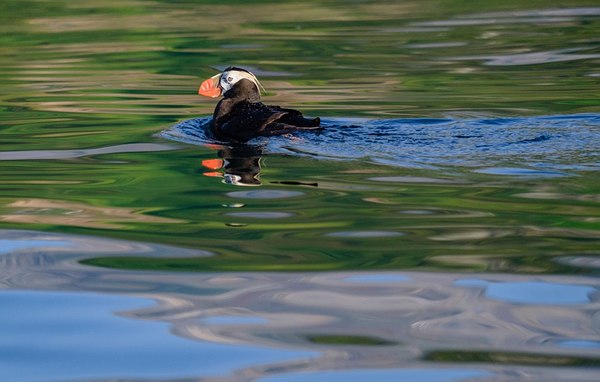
[2,230,599,381]
[0,1,599,381]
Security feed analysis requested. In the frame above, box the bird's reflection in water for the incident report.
[200,144,319,188]
[201,144,264,186]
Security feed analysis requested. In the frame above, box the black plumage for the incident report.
[205,69,320,142]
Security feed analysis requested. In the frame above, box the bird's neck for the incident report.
[213,79,262,124]
[223,79,261,103]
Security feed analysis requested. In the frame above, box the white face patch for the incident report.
[219,69,264,94]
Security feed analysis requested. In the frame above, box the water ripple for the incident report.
[451,47,600,66]
[227,190,306,199]
[162,114,600,173]
[2,229,600,381]
[0,143,177,161]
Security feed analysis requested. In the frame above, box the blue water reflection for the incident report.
[455,279,596,305]
[0,291,315,382]
[1,230,600,381]
[0,239,72,254]
[262,369,489,382]
[559,340,600,349]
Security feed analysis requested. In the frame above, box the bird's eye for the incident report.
[227,76,233,83]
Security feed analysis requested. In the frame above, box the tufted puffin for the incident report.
[198,67,321,142]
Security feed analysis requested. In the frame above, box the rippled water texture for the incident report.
[2,230,600,381]
[1,1,599,381]
[163,114,600,172]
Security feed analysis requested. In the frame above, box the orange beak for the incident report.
[198,73,222,98]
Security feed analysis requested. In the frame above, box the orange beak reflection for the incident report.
[198,73,222,98]
[201,158,224,178]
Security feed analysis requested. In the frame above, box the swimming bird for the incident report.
[198,67,321,142]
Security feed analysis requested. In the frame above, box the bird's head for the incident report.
[198,67,264,98]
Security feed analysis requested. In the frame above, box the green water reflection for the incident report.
[426,350,600,367]
[1,0,599,275]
